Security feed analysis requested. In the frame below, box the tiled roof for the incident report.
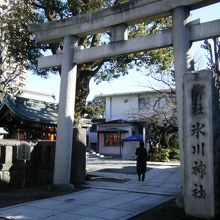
[0,94,58,125]
[97,119,131,125]
[98,127,128,133]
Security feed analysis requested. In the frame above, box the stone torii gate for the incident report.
[28,0,220,217]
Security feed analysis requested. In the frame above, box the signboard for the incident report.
[183,70,217,218]
[17,143,31,161]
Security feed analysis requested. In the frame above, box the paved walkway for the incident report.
[0,159,181,220]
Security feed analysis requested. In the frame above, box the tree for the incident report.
[0,40,25,98]
[201,37,220,83]
[123,70,178,160]
[140,89,177,143]
[3,0,173,126]
[85,97,105,119]
[0,1,34,98]
[141,89,178,161]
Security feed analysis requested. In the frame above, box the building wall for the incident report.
[89,131,97,144]
[138,93,171,115]
[99,133,122,156]
[105,95,139,121]
[105,92,174,122]
[98,124,138,156]
[95,90,175,157]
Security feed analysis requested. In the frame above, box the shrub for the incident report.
[160,148,170,162]
[169,148,180,161]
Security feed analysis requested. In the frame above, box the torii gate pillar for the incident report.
[53,35,77,187]
[172,7,194,198]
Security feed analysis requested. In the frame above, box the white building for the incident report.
[104,90,174,121]
[94,90,175,158]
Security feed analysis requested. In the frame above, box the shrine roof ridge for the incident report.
[0,94,58,125]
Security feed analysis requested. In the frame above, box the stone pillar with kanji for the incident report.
[183,70,220,219]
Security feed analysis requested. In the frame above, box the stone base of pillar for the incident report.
[47,184,75,192]
[71,127,86,186]
[175,193,184,208]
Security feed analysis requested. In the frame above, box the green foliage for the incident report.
[146,108,179,162]
[147,124,177,149]
[169,134,179,149]
[148,145,160,161]
[1,1,53,77]
[160,148,170,162]
[169,148,180,161]
[94,17,173,83]
[3,3,36,62]
[2,0,174,120]
[85,97,105,119]
[0,1,35,95]
[148,146,180,162]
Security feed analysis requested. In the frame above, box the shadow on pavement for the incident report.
[96,166,152,175]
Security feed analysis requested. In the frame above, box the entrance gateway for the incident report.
[28,0,220,218]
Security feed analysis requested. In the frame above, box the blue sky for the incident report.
[26,2,220,101]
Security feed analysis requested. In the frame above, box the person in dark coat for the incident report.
[135,141,147,181]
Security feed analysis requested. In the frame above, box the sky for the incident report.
[26,2,220,102]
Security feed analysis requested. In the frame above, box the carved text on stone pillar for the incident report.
[184,71,215,218]
[191,84,205,115]
[190,83,207,199]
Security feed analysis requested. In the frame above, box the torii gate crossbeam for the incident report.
[38,19,220,68]
[28,0,219,43]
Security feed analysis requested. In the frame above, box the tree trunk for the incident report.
[70,119,87,185]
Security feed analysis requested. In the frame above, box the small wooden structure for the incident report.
[0,94,58,140]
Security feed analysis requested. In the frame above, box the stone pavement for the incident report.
[0,158,181,220]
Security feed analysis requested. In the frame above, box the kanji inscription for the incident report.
[191,122,206,138]
[191,84,205,115]
[192,143,205,156]
[192,161,206,179]
[192,184,207,199]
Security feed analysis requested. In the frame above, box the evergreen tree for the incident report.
[86,97,105,119]
[2,0,173,125]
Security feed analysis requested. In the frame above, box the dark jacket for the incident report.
[135,146,147,174]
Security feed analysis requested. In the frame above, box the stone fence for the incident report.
[0,139,55,186]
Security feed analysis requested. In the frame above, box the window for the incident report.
[104,133,121,146]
